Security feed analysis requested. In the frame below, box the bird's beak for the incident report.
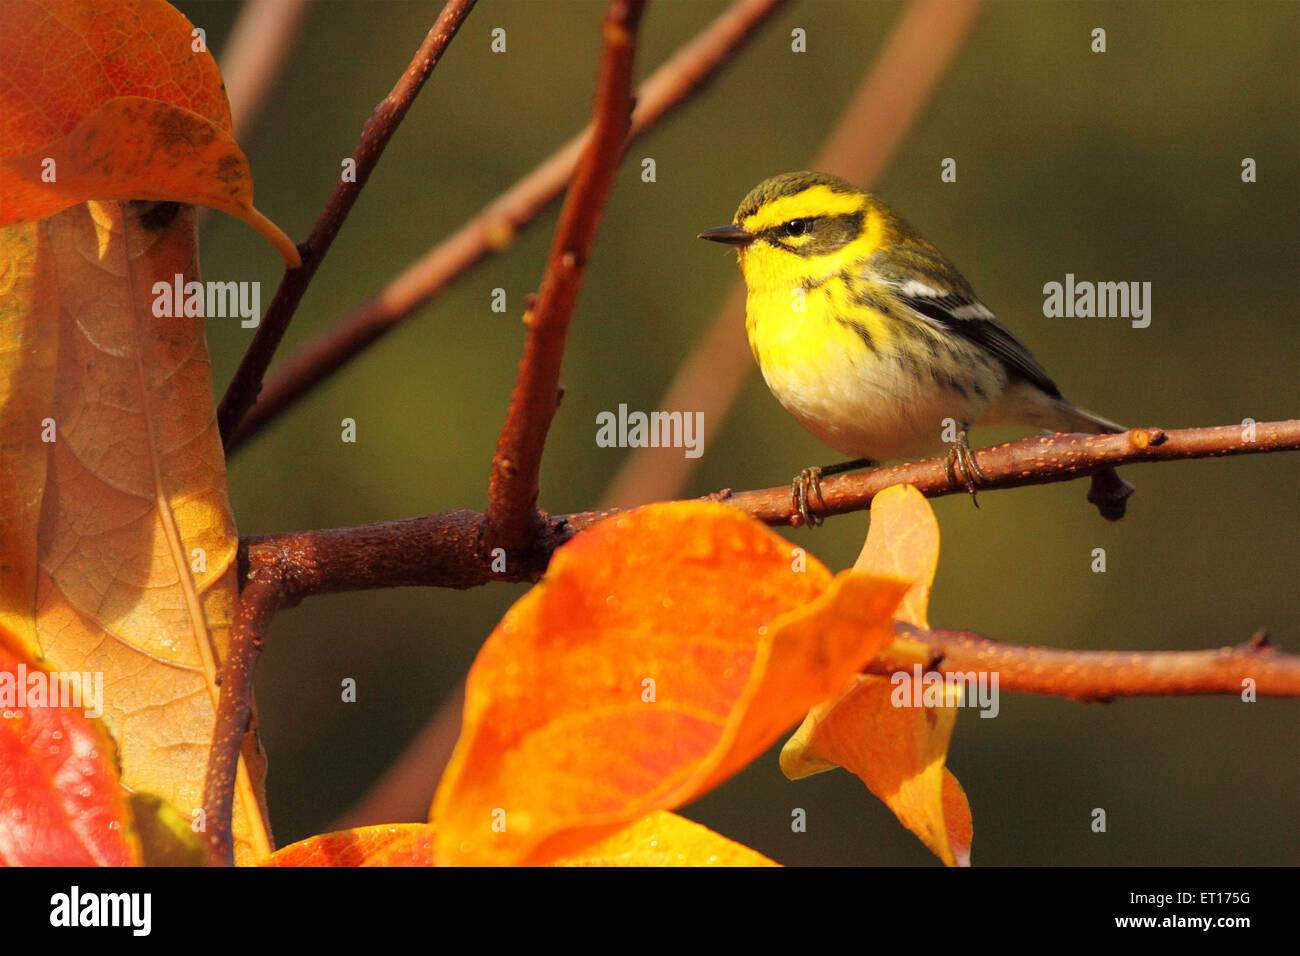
[698,224,756,246]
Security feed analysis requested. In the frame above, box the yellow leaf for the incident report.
[554,811,780,867]
[1,201,271,862]
[782,675,971,866]
[261,812,779,867]
[852,483,940,628]
[781,485,973,866]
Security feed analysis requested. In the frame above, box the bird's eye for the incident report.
[783,218,809,237]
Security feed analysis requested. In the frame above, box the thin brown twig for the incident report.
[601,0,985,509]
[224,0,791,454]
[869,626,1300,700]
[201,573,283,866]
[484,0,646,555]
[241,421,1300,597]
[217,0,478,450]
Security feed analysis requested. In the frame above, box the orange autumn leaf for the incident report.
[781,485,973,867]
[783,675,972,866]
[0,201,271,863]
[260,825,439,867]
[554,811,779,867]
[0,638,141,866]
[0,0,298,266]
[430,501,908,867]
[262,812,778,867]
[697,564,908,797]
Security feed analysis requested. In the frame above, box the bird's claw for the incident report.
[945,429,987,507]
[791,467,825,527]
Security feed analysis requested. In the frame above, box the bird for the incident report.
[699,170,1125,526]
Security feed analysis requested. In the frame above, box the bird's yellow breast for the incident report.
[743,279,1001,461]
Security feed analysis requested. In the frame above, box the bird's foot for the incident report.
[790,458,876,527]
[944,427,987,507]
[792,467,825,527]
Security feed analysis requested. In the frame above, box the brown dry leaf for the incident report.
[0,219,57,662]
[0,201,270,862]
[0,0,286,865]
[2,97,299,267]
[0,0,298,266]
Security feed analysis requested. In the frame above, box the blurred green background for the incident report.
[177,0,1297,865]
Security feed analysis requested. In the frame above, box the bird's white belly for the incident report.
[750,307,1003,462]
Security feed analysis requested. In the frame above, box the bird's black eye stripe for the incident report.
[765,211,863,257]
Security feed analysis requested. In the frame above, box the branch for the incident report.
[201,573,283,866]
[484,0,646,555]
[241,509,566,600]
[223,0,790,455]
[871,627,1300,700]
[241,421,1300,597]
[217,0,478,450]
[722,421,1296,525]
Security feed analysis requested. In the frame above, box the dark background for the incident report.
[175,0,1298,865]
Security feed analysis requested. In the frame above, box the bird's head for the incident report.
[698,171,879,290]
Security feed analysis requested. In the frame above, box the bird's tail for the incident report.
[986,381,1127,435]
[1049,398,1127,435]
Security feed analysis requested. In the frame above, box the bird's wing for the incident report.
[864,242,1062,399]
